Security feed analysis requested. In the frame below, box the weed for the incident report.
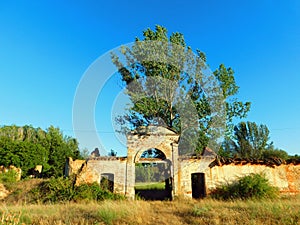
[98,208,118,225]
[0,210,24,225]
[192,206,211,216]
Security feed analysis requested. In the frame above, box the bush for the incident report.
[287,154,300,164]
[211,173,279,200]
[31,177,124,203]
[262,149,289,160]
[74,183,124,201]
[32,177,74,203]
[0,170,18,190]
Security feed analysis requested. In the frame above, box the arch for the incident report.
[127,125,179,163]
[134,148,168,163]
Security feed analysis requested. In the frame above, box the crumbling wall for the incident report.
[66,156,300,199]
[64,157,86,177]
[175,148,216,198]
[205,164,300,194]
[69,157,128,195]
[65,125,300,199]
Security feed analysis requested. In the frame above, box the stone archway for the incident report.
[125,126,179,199]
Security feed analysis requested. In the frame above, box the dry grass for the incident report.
[0,195,299,225]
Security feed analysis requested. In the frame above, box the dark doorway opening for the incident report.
[100,173,114,192]
[191,173,206,199]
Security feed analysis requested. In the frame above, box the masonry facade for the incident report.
[65,126,300,199]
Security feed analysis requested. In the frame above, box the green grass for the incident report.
[134,182,165,190]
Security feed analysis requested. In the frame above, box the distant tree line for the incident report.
[0,125,81,178]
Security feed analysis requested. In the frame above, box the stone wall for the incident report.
[66,157,300,199]
[65,126,300,199]
[74,157,129,196]
[64,157,86,177]
[205,164,300,194]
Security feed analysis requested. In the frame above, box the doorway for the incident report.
[100,173,114,192]
[191,173,206,199]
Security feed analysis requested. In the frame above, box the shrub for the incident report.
[32,177,74,203]
[0,170,18,190]
[287,154,300,164]
[31,177,125,203]
[262,149,289,160]
[211,173,279,200]
[74,183,125,201]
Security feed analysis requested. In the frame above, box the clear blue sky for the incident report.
[1,0,300,156]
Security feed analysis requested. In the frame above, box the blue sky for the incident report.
[0,0,300,156]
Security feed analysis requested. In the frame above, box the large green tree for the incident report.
[112,25,250,154]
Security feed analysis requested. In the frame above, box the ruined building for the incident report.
[65,126,300,199]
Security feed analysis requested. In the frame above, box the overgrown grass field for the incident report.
[1,195,299,225]
[1,173,299,224]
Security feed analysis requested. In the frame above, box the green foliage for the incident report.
[0,170,17,184]
[135,163,166,183]
[288,154,300,161]
[0,125,81,178]
[211,173,279,200]
[31,177,124,203]
[33,177,74,203]
[234,121,270,158]
[192,206,211,217]
[98,207,129,225]
[134,182,165,190]
[0,170,18,190]
[262,148,289,160]
[221,121,274,159]
[98,208,119,225]
[111,25,250,154]
[220,121,290,161]
[74,183,124,201]
[287,154,300,164]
